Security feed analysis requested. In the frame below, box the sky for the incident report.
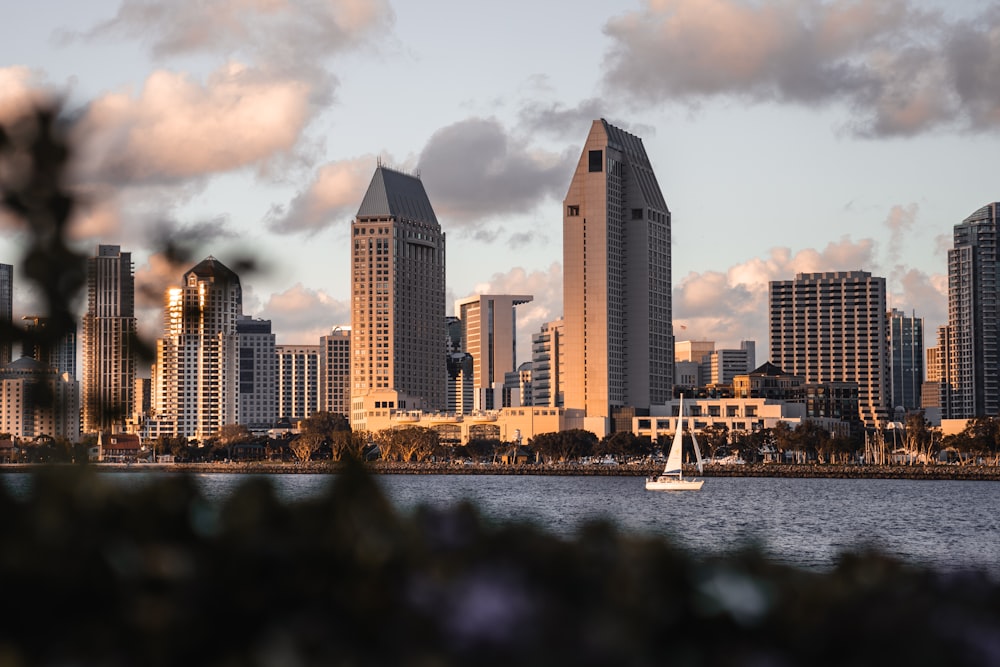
[2,0,999,370]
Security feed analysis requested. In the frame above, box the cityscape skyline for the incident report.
[2,0,997,360]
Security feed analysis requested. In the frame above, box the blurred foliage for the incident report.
[1,462,998,666]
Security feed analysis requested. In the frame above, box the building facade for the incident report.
[277,344,320,423]
[350,166,446,426]
[22,316,77,379]
[888,309,924,417]
[769,271,888,427]
[0,263,11,367]
[944,203,1000,419]
[320,327,351,417]
[152,257,242,440]
[455,294,532,411]
[531,318,564,408]
[236,316,277,431]
[563,120,672,433]
[81,245,136,433]
[0,357,79,442]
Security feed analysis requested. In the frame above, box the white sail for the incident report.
[663,395,684,475]
[690,417,704,474]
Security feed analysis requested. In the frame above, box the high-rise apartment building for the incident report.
[455,294,532,411]
[22,316,77,378]
[531,318,564,408]
[563,120,672,433]
[0,263,11,367]
[320,327,351,417]
[0,357,79,441]
[350,165,446,425]
[944,203,1000,419]
[81,245,136,433]
[769,271,888,427]
[236,316,277,430]
[888,309,924,417]
[708,342,756,387]
[277,344,320,422]
[152,256,242,440]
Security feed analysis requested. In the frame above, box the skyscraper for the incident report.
[888,309,924,417]
[350,165,446,423]
[769,271,888,427]
[277,344,320,422]
[320,327,351,417]
[455,294,532,411]
[531,318,564,408]
[0,263,12,367]
[152,256,242,440]
[945,203,1000,418]
[236,316,277,431]
[81,245,136,433]
[563,120,672,433]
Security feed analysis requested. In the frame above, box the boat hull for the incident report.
[645,476,704,491]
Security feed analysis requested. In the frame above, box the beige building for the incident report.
[0,357,79,442]
[632,397,807,443]
[455,294,532,411]
[350,166,446,428]
[151,257,242,440]
[277,344,320,422]
[531,318,564,408]
[563,120,672,434]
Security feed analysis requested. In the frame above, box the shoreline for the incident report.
[4,461,1000,481]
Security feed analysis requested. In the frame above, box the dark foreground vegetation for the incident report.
[3,461,1000,666]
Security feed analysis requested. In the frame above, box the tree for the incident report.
[699,424,729,461]
[530,430,597,463]
[290,433,324,463]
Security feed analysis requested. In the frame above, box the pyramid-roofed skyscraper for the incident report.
[350,165,446,424]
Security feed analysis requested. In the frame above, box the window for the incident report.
[567,205,580,217]
[588,150,603,172]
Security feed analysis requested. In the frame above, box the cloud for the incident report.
[602,0,1000,136]
[893,268,946,329]
[0,67,54,126]
[417,117,576,228]
[266,155,375,233]
[463,263,563,365]
[78,0,393,72]
[257,283,349,343]
[73,64,313,187]
[884,203,918,261]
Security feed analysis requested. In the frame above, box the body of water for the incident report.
[4,471,998,576]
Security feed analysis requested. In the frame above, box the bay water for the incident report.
[4,472,998,576]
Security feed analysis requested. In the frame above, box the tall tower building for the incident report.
[350,165,446,423]
[563,120,672,433]
[945,203,1000,419]
[81,245,136,433]
[888,309,924,417]
[455,294,533,411]
[769,271,888,427]
[0,263,13,367]
[277,344,320,422]
[152,256,242,440]
[531,318,564,408]
[320,327,351,417]
[236,316,277,431]
[23,316,77,378]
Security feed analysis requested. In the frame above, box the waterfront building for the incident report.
[350,165,446,427]
[0,357,79,442]
[151,257,242,440]
[531,318,564,408]
[446,351,474,415]
[236,316,277,431]
[888,309,924,417]
[563,120,672,434]
[277,344,320,423]
[81,245,136,433]
[0,263,11,366]
[733,362,804,401]
[944,203,1000,418]
[502,362,533,408]
[632,397,809,443]
[769,271,889,427]
[455,294,533,411]
[319,327,351,417]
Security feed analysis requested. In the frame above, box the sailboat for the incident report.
[645,395,704,491]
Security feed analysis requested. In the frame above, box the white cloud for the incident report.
[267,155,375,233]
[257,283,349,343]
[602,0,1000,136]
[74,64,313,186]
